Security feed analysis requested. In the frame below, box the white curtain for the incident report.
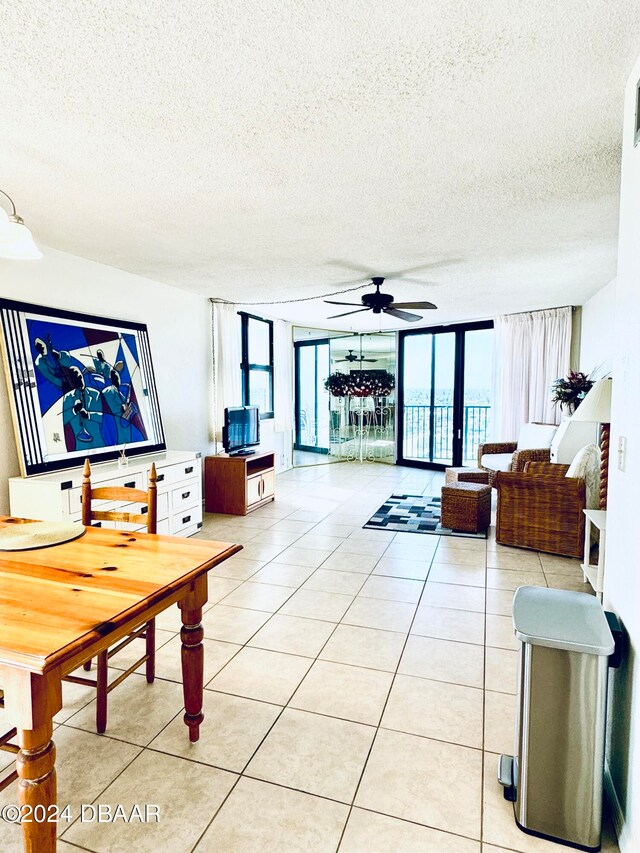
[273,319,294,433]
[211,301,242,443]
[492,307,572,440]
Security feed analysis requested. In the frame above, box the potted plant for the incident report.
[551,371,594,415]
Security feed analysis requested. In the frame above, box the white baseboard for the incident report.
[605,761,638,852]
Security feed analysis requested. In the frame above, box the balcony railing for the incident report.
[403,404,490,463]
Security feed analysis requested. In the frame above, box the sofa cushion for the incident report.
[566,443,601,509]
[480,453,513,472]
[517,422,558,450]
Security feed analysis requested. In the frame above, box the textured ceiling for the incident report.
[2,1,638,329]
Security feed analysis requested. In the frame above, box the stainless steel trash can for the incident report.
[498,586,615,852]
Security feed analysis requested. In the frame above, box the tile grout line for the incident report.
[480,520,489,847]
[190,487,415,849]
[48,464,531,850]
[188,513,387,851]
[334,538,441,851]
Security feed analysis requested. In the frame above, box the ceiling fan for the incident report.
[335,349,378,364]
[325,277,437,322]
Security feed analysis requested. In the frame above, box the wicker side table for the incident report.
[441,482,492,533]
[445,466,490,485]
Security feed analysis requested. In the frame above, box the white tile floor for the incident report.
[0,461,619,852]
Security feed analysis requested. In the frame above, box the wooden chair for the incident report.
[0,690,19,792]
[64,459,158,733]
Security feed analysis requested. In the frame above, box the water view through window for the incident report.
[401,325,493,466]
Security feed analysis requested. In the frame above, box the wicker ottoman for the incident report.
[441,482,491,533]
[445,466,490,486]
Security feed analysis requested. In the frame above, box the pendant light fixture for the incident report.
[0,189,42,260]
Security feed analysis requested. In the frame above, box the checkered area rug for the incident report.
[363,493,487,540]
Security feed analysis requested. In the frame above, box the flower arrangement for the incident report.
[551,371,594,415]
[324,370,395,398]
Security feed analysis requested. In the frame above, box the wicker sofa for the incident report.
[478,422,558,486]
[495,461,586,558]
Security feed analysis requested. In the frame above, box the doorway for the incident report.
[294,339,331,456]
[397,321,493,469]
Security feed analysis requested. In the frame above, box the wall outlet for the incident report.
[617,436,627,471]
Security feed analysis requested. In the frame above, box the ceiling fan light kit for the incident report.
[335,349,378,363]
[325,276,437,323]
[0,190,42,260]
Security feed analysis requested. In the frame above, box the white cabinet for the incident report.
[9,451,203,538]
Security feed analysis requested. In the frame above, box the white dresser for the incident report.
[9,450,203,537]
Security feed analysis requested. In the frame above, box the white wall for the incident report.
[580,278,617,376]
[0,248,214,513]
[603,55,640,852]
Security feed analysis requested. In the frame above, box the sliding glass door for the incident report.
[398,321,493,468]
[401,331,456,465]
[294,340,330,453]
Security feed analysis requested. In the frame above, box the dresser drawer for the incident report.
[170,481,200,512]
[68,472,146,515]
[171,505,202,535]
[157,518,171,536]
[159,461,199,486]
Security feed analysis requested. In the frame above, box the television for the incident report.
[223,406,260,455]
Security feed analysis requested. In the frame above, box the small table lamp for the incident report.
[571,378,612,509]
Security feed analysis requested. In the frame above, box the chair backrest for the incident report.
[81,459,157,533]
[517,422,557,450]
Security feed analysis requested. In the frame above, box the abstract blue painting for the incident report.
[0,299,165,475]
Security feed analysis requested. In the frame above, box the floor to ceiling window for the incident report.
[398,321,493,468]
[294,338,331,454]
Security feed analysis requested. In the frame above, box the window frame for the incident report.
[239,311,274,419]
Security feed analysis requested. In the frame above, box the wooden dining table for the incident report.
[0,516,241,853]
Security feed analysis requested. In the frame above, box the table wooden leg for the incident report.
[17,721,57,852]
[179,575,208,742]
[1,666,62,853]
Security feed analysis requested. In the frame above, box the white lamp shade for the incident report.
[0,220,43,260]
[0,207,9,233]
[571,378,612,423]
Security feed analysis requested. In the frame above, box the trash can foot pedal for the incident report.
[498,754,516,802]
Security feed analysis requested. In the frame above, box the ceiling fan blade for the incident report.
[386,258,462,276]
[324,300,363,306]
[383,308,423,322]
[392,277,439,286]
[391,301,438,310]
[361,358,378,362]
[327,308,371,319]
[323,259,378,276]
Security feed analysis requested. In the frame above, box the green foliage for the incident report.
[551,371,594,414]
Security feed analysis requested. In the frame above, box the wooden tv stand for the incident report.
[204,450,275,515]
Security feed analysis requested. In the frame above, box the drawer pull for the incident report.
[124,481,135,489]
[157,474,165,482]
[141,505,148,514]
[185,466,194,474]
[182,515,191,524]
[182,491,190,500]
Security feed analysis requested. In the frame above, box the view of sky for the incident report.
[403,328,493,405]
